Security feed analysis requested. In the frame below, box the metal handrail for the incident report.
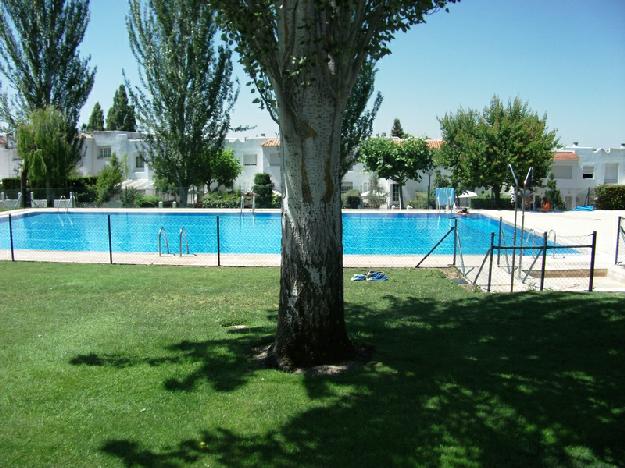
[179,227,190,256]
[158,227,170,256]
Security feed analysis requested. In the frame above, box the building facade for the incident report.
[1,131,623,209]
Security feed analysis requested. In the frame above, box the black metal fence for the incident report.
[616,216,624,266]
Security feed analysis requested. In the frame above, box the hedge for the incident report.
[595,185,625,210]
[202,192,239,208]
[470,196,513,210]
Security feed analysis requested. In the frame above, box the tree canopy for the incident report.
[0,0,95,130]
[360,136,433,208]
[212,0,458,368]
[106,85,136,132]
[340,60,383,178]
[87,102,104,131]
[439,96,558,200]
[127,0,238,206]
[391,118,406,138]
[16,106,75,201]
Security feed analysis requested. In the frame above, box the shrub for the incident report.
[201,192,239,208]
[0,177,21,198]
[69,177,98,204]
[595,185,625,210]
[342,189,361,209]
[137,195,161,207]
[470,196,513,210]
[407,191,430,209]
[253,173,273,208]
[121,187,140,207]
[95,155,123,205]
[272,193,282,208]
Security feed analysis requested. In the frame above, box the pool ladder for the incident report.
[158,227,193,256]
[157,227,170,256]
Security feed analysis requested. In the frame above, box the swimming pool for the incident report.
[0,211,544,256]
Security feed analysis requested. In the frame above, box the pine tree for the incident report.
[340,60,383,177]
[0,0,95,129]
[391,118,406,138]
[0,0,95,204]
[86,102,104,131]
[126,0,237,206]
[106,85,136,131]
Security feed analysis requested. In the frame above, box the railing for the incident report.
[179,227,190,256]
[157,227,170,256]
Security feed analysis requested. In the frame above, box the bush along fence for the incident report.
[415,217,599,293]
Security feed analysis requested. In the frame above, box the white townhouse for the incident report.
[1,131,624,210]
[540,143,625,209]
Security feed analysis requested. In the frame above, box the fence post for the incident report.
[487,232,494,292]
[8,213,15,262]
[453,218,458,266]
[216,215,221,267]
[107,214,113,264]
[589,230,597,292]
[497,217,502,266]
[616,217,623,265]
[540,231,547,291]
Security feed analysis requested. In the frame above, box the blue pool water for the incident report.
[0,211,545,256]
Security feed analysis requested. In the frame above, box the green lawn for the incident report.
[1,262,624,467]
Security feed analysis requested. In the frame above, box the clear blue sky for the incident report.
[79,0,625,148]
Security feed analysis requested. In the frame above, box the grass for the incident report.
[0,262,624,467]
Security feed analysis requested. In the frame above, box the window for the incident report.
[98,146,112,159]
[582,166,594,179]
[392,184,400,202]
[341,181,353,193]
[605,164,618,184]
[135,156,144,169]
[269,152,281,166]
[552,166,572,179]
[243,153,257,166]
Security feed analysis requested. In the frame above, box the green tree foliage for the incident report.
[211,148,241,188]
[360,137,433,209]
[16,106,73,203]
[0,0,95,130]
[545,172,563,210]
[391,118,406,138]
[253,173,273,208]
[213,0,458,368]
[340,60,383,178]
[439,96,558,201]
[106,85,136,132]
[126,0,237,206]
[86,102,104,131]
[95,153,123,205]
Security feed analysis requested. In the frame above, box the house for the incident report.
[1,130,623,210]
[538,143,625,209]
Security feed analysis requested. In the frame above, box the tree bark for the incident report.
[272,85,354,369]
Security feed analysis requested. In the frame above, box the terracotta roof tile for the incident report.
[261,138,281,147]
[553,151,578,161]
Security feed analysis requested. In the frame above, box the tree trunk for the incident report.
[20,169,28,208]
[177,186,189,207]
[493,185,501,208]
[272,86,354,369]
[398,183,404,210]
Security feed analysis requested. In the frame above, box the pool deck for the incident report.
[1,207,624,292]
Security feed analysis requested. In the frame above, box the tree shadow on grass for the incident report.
[70,327,274,392]
[98,292,625,466]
